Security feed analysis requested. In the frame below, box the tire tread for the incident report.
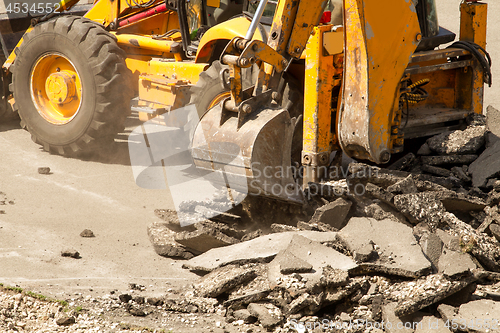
[11,16,134,156]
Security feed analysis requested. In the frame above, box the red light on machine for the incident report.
[320,11,331,24]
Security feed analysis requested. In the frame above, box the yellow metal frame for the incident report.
[302,25,342,182]
[458,1,487,115]
[338,0,420,163]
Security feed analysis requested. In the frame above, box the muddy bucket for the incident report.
[191,103,304,204]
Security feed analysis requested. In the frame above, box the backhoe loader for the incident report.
[0,0,491,203]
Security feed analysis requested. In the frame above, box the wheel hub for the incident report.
[30,53,82,125]
[45,71,77,105]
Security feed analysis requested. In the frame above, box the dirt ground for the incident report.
[0,1,498,332]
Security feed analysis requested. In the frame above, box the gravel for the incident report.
[0,286,254,333]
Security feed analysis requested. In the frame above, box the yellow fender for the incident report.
[195,16,265,63]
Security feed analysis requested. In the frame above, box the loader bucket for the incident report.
[191,103,304,204]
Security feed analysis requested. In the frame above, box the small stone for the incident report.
[387,175,418,194]
[61,249,80,259]
[146,297,163,306]
[119,294,132,303]
[233,309,256,324]
[353,242,376,263]
[489,223,500,242]
[133,296,145,304]
[247,303,282,330]
[128,307,147,316]
[38,167,51,175]
[56,316,75,326]
[79,229,95,238]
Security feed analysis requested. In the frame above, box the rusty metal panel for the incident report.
[459,2,487,115]
[267,0,300,55]
[286,0,328,58]
[338,0,421,163]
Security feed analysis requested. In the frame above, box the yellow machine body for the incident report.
[2,0,490,203]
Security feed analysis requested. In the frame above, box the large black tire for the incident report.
[10,16,133,156]
[0,73,18,122]
[189,60,256,119]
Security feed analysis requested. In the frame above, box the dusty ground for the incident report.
[0,115,204,331]
[0,1,499,332]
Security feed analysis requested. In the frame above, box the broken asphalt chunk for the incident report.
[174,227,240,253]
[443,212,500,272]
[147,222,195,259]
[308,197,352,229]
[469,141,500,188]
[267,234,356,290]
[273,250,313,275]
[487,105,500,137]
[247,303,282,331]
[438,250,477,277]
[339,217,432,278]
[182,231,339,272]
[387,175,419,195]
[426,126,486,155]
[393,271,485,317]
[192,265,257,298]
[421,155,478,166]
[438,299,500,333]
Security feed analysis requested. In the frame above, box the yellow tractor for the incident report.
[1,0,491,203]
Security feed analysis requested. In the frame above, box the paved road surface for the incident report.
[0,115,199,299]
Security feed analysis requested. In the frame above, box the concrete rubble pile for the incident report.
[146,106,500,332]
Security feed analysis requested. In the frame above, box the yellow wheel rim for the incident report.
[208,91,230,109]
[30,53,82,125]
